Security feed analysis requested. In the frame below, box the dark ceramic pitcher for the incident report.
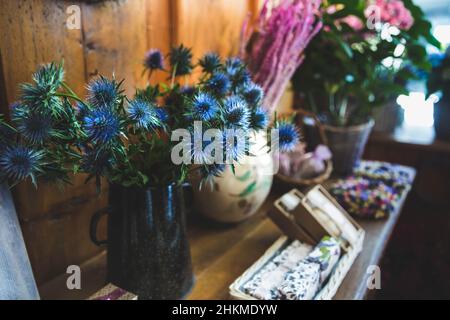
[90,184,194,299]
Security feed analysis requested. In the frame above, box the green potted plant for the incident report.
[292,0,439,174]
[427,49,450,141]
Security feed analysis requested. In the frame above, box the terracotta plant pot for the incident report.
[90,184,194,299]
[190,131,273,223]
[304,119,374,176]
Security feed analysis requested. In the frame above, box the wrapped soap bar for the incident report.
[242,240,312,300]
[305,236,341,284]
[277,261,321,300]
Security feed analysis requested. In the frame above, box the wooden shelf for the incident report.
[39,170,415,300]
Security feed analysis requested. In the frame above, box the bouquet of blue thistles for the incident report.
[0,46,301,190]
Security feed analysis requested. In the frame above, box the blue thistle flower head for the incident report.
[144,49,164,70]
[199,163,226,189]
[127,99,160,131]
[75,102,90,120]
[180,86,196,96]
[169,45,193,76]
[80,147,114,176]
[250,107,269,130]
[223,95,250,129]
[223,129,250,162]
[241,82,264,106]
[155,107,169,124]
[20,63,65,116]
[199,52,221,73]
[0,145,43,183]
[225,57,251,90]
[225,57,244,76]
[16,111,53,144]
[87,76,119,108]
[206,73,231,96]
[277,121,300,153]
[83,107,121,144]
[189,93,219,122]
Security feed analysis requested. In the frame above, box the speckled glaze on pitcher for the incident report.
[90,184,194,299]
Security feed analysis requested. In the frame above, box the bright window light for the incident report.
[396,92,438,127]
[434,25,450,46]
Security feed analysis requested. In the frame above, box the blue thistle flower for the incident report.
[87,76,119,108]
[223,95,250,129]
[206,73,231,96]
[189,93,219,121]
[180,86,196,96]
[241,82,264,106]
[169,45,193,76]
[225,57,244,76]
[199,52,221,73]
[0,145,43,183]
[75,102,90,120]
[144,49,164,70]
[223,129,250,162]
[199,163,226,189]
[250,107,269,130]
[155,107,169,124]
[16,111,53,144]
[225,57,251,90]
[83,107,121,144]
[80,147,114,176]
[20,63,65,116]
[277,121,300,153]
[127,99,160,130]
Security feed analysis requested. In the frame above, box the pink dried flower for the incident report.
[241,0,323,114]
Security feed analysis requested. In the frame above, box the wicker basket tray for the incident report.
[229,230,364,300]
[275,109,333,187]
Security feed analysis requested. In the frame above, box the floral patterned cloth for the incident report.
[329,161,414,219]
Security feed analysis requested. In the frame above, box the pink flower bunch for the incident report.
[365,0,414,30]
[241,0,322,114]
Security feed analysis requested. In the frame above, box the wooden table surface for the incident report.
[39,170,415,300]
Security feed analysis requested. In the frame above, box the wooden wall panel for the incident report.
[81,0,149,96]
[0,0,258,287]
[173,0,254,78]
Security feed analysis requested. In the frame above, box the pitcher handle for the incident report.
[89,207,110,246]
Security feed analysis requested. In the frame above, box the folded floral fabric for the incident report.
[277,236,340,300]
[305,236,341,284]
[330,161,414,219]
[277,261,321,300]
[242,240,312,300]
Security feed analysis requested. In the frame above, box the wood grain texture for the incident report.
[81,0,149,96]
[172,0,253,79]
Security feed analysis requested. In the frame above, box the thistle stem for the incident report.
[170,64,178,89]
[55,92,89,109]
